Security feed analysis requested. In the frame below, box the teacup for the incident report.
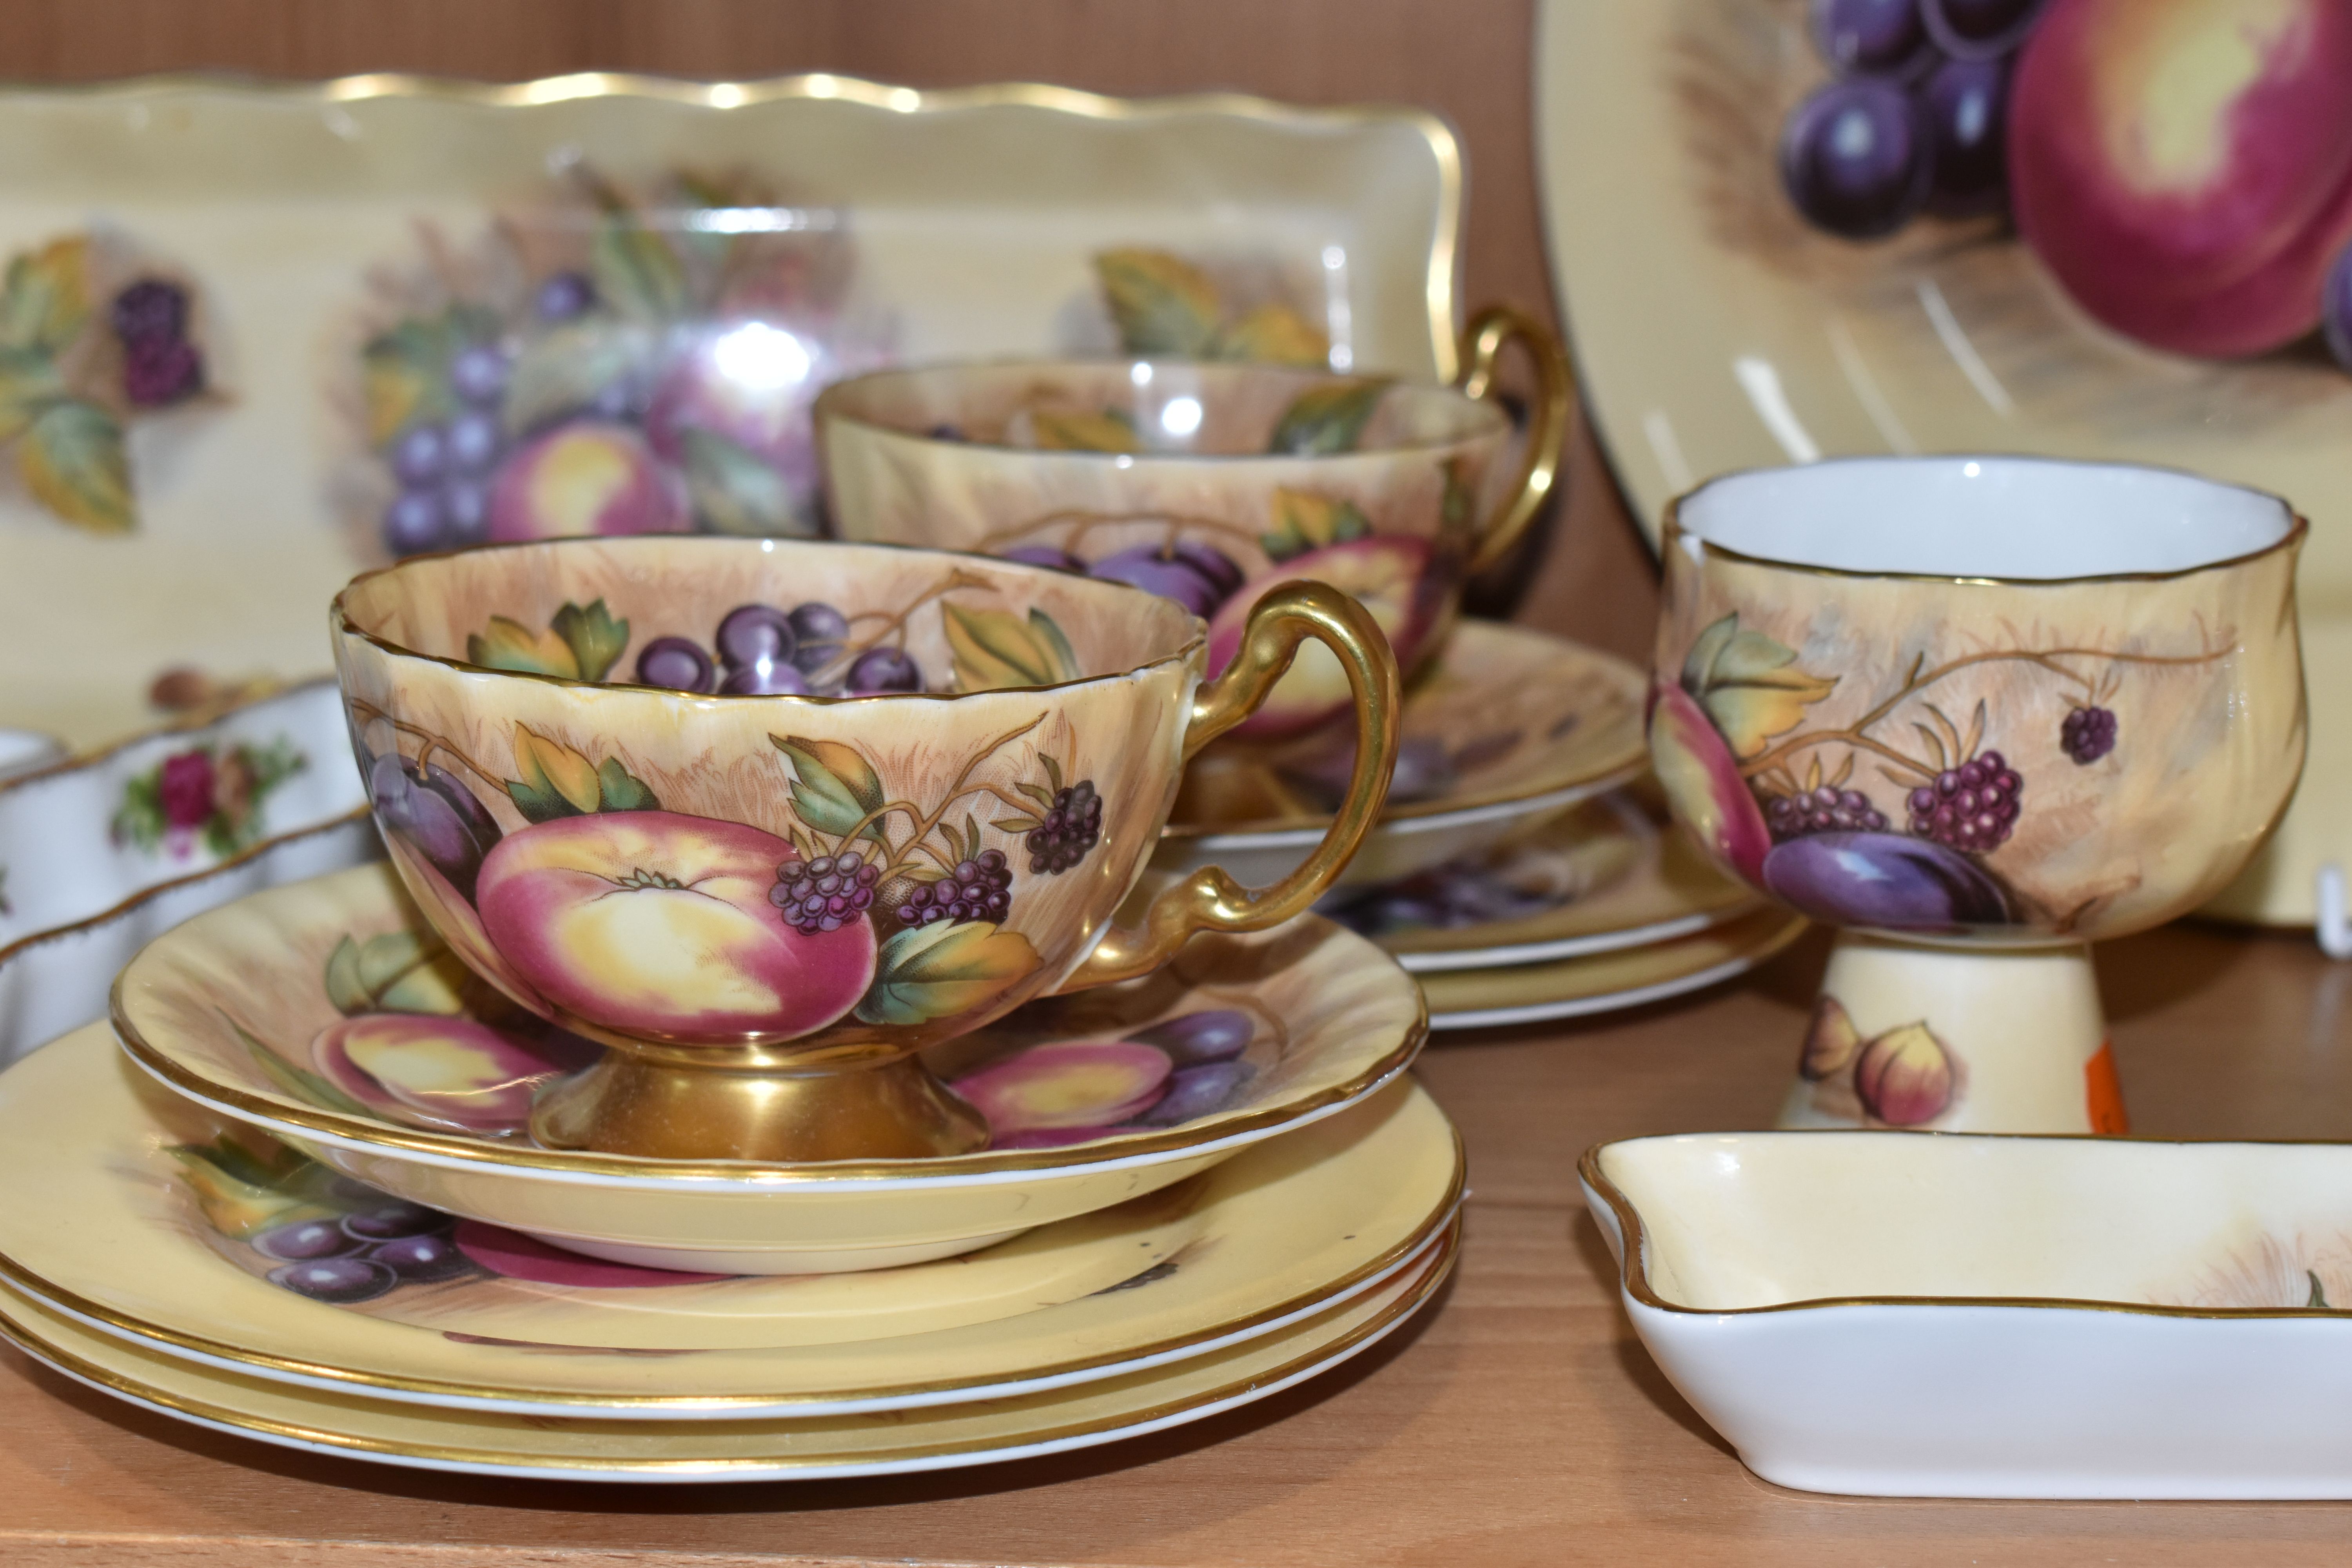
[1650,456,2305,1133]
[331,535,1397,1163]
[813,307,1569,740]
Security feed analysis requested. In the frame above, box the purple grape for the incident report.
[111,279,189,343]
[1906,750,2024,851]
[1810,0,1931,76]
[1125,1009,1252,1066]
[719,659,811,695]
[254,1218,365,1262]
[340,1201,449,1241]
[372,753,502,899]
[123,336,203,406]
[715,604,797,670]
[269,1256,398,1304]
[635,635,716,693]
[1000,544,1086,572]
[390,423,447,486]
[449,343,510,407]
[1761,830,2012,931]
[1165,541,1244,598]
[1922,0,2042,58]
[1920,56,2012,214]
[1780,79,1933,240]
[446,409,502,474]
[2324,243,2352,372]
[368,1232,472,1283]
[441,477,489,545]
[1087,544,1224,618]
[787,603,850,673]
[772,849,884,935]
[1765,784,1890,842]
[535,271,595,322]
[1134,1060,1254,1127]
[381,488,447,556]
[845,646,922,694]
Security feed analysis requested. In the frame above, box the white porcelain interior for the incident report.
[1676,457,2296,579]
[0,730,62,783]
[1586,1131,2352,1499]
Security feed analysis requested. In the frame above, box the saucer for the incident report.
[1157,620,1646,888]
[112,864,1426,1273]
[1419,905,1807,1031]
[0,1027,1457,1416]
[1321,787,1760,974]
[0,1221,1455,1483]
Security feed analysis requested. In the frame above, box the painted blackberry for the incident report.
[1765,785,1888,842]
[769,849,879,935]
[111,279,190,343]
[1027,781,1103,874]
[2060,705,2117,765]
[896,851,1012,926]
[1905,749,2022,853]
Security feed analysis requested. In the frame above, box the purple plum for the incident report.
[1087,544,1226,618]
[1133,1060,1255,1127]
[1000,544,1086,572]
[1123,1009,1253,1066]
[1760,830,2013,931]
[371,755,503,901]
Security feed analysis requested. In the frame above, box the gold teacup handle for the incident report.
[1056,581,1401,992]
[1455,304,1575,576]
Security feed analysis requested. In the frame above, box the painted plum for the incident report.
[1760,830,2013,930]
[474,811,876,1045]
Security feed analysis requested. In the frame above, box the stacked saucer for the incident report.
[0,860,1458,1480]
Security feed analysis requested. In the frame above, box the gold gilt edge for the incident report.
[14,70,1461,383]
[0,1223,1459,1477]
[107,947,1430,1182]
[1578,1136,2352,1322]
[0,1119,1463,1411]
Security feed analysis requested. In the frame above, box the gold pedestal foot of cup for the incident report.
[1777,932,2126,1136]
[530,1044,991,1162]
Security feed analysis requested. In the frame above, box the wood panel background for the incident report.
[0,0,1663,664]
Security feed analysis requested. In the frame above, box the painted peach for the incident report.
[486,421,690,542]
[473,811,876,1045]
[2011,0,2352,355]
[1206,535,1439,739]
[950,1039,1172,1135]
[1648,680,1773,885]
[311,1013,574,1134]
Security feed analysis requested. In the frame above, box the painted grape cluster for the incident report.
[631,600,918,697]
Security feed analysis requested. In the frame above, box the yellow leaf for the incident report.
[1681,613,1835,759]
[467,616,581,679]
[17,400,131,533]
[1093,248,1221,357]
[855,920,1042,1026]
[1027,408,1140,453]
[513,724,602,815]
[363,356,428,447]
[0,236,90,355]
[1216,302,1331,367]
[944,604,1078,692]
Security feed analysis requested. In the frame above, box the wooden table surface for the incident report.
[7,920,2352,1566]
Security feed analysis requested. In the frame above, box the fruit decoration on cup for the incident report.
[816,304,1573,746]
[1651,456,2304,1136]
[351,164,892,560]
[1782,0,2352,373]
[334,535,1399,1163]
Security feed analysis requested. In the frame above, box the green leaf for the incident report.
[596,757,660,813]
[468,615,580,679]
[993,814,1043,832]
[944,603,1082,692]
[111,770,165,853]
[508,724,602,822]
[770,735,887,842]
[0,237,89,356]
[18,399,131,532]
[680,426,813,537]
[1094,249,1221,357]
[962,813,981,861]
[501,321,648,436]
[550,600,629,683]
[0,345,66,444]
[1015,781,1056,809]
[1041,753,1063,795]
[361,314,466,445]
[592,207,690,322]
[1210,301,1330,367]
[854,920,1041,1027]
[324,936,372,1015]
[1679,613,1837,759]
[1261,488,1371,562]
[1266,379,1387,456]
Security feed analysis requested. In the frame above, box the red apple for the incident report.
[382,837,549,1015]
[473,811,876,1045]
[486,421,690,542]
[2011,0,2352,356]
[1204,535,1441,740]
[1648,680,1773,886]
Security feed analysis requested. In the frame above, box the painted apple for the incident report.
[311,1013,580,1134]
[1648,680,1774,885]
[486,421,690,542]
[473,811,877,1045]
[1204,535,1441,739]
[381,836,548,1014]
[2010,0,2352,356]
[645,321,824,506]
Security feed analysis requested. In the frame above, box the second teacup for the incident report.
[813,308,1569,740]
[332,535,1397,1164]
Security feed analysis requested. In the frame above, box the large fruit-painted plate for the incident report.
[1537,0,2351,927]
[0,73,1459,751]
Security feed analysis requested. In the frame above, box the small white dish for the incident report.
[1584,1130,2352,1499]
